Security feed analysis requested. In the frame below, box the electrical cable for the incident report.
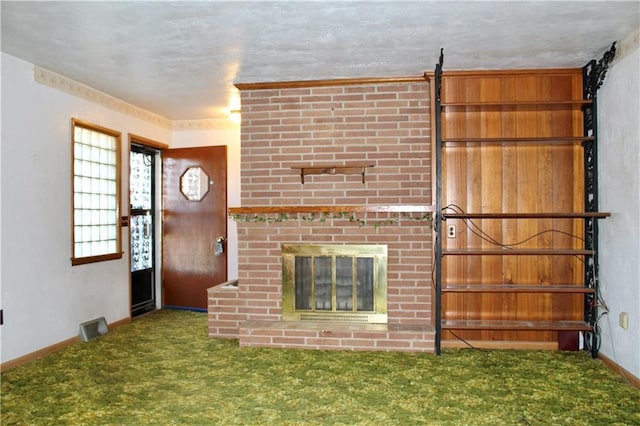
[432,219,484,351]
[431,223,437,290]
[431,218,474,351]
[442,203,585,248]
[439,203,594,351]
[442,203,587,264]
[448,330,482,350]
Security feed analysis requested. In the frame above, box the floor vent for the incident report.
[79,317,108,342]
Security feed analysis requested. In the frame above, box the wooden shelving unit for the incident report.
[432,47,616,356]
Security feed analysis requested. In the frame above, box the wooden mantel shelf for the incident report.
[291,164,374,183]
[228,205,435,215]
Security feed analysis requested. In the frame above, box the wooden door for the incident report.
[162,146,227,310]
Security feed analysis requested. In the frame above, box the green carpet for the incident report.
[2,309,638,425]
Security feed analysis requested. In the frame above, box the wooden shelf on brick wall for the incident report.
[228,205,435,215]
[291,163,374,183]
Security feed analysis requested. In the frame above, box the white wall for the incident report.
[0,53,171,363]
[0,52,243,364]
[0,52,3,349]
[171,125,241,280]
[598,28,640,379]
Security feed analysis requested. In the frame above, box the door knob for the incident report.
[215,236,226,256]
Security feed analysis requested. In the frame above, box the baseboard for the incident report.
[598,353,640,389]
[0,316,131,373]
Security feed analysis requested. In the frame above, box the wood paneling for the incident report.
[440,70,588,344]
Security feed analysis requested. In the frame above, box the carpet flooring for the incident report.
[2,309,639,425]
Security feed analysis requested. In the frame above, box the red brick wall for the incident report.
[239,82,431,205]
[234,219,433,325]
[210,79,434,349]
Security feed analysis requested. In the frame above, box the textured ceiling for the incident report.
[1,1,638,121]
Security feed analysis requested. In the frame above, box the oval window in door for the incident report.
[180,166,211,201]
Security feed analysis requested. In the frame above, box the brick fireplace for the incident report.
[207,77,436,352]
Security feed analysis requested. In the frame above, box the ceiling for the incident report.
[2,1,638,121]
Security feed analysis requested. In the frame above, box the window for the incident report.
[71,118,122,265]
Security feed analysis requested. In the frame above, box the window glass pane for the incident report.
[131,214,153,272]
[71,119,121,264]
[130,151,153,210]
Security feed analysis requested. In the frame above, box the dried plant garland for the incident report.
[230,211,433,228]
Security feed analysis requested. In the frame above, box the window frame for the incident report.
[71,118,123,265]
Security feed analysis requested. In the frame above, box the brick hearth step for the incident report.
[238,320,435,353]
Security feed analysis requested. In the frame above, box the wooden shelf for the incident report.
[228,204,435,215]
[443,249,595,256]
[291,164,374,183]
[441,136,594,145]
[441,100,592,109]
[442,284,595,294]
[443,212,610,219]
[442,319,592,331]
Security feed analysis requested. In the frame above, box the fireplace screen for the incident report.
[282,244,387,323]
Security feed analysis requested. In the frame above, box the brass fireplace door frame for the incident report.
[281,244,388,323]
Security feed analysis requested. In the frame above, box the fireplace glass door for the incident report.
[283,245,387,323]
